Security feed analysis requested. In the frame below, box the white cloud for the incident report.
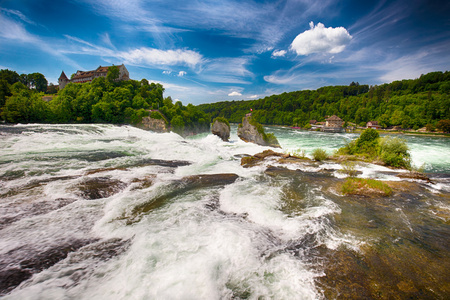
[119,48,203,68]
[247,95,258,99]
[228,91,242,97]
[272,50,287,57]
[0,12,37,43]
[290,22,352,55]
[178,71,187,77]
[163,70,172,75]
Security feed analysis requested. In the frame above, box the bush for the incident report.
[289,148,306,158]
[379,137,411,168]
[340,161,358,177]
[436,119,450,133]
[312,148,328,161]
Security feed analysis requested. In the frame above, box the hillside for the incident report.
[197,71,450,130]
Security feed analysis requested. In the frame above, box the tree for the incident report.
[28,73,48,92]
[0,69,20,85]
[106,66,120,82]
[436,119,450,133]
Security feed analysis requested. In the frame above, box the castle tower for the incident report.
[58,71,70,90]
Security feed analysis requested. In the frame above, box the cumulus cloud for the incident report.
[162,70,171,75]
[119,47,203,68]
[272,50,287,57]
[228,91,242,97]
[247,95,258,99]
[290,22,352,55]
[178,71,186,76]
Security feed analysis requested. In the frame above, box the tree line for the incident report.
[197,71,450,131]
[0,67,209,135]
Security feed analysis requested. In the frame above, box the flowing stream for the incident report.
[0,124,449,299]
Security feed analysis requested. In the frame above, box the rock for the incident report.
[126,173,239,224]
[136,111,168,133]
[0,239,94,295]
[76,177,128,200]
[237,116,280,148]
[241,150,286,167]
[397,171,432,183]
[211,119,230,141]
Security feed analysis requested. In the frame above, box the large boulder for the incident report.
[137,110,168,133]
[211,118,230,141]
[237,116,281,148]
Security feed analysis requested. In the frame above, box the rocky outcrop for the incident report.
[211,119,230,141]
[138,115,168,133]
[237,116,280,148]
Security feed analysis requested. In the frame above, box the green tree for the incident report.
[106,66,120,83]
[28,73,48,92]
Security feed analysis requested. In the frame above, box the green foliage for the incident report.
[341,178,392,196]
[340,161,358,177]
[197,71,450,128]
[312,148,328,161]
[0,68,209,134]
[106,66,120,82]
[337,128,411,168]
[213,116,230,129]
[379,137,411,169]
[356,128,380,156]
[150,111,163,119]
[289,148,306,158]
[436,119,450,133]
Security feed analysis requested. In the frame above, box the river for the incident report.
[1,124,449,299]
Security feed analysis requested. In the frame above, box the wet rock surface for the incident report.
[76,177,128,200]
[127,173,240,223]
[0,239,95,295]
[0,198,77,230]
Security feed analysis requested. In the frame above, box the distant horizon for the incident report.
[1,0,449,105]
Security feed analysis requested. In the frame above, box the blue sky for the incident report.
[1,0,449,105]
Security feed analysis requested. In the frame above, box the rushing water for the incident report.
[0,124,449,299]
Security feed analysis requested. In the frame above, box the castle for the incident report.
[58,64,129,89]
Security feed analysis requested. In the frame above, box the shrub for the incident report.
[150,111,162,119]
[379,137,411,168]
[289,148,306,158]
[436,119,450,133]
[312,148,328,161]
[340,161,358,177]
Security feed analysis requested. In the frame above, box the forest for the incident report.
[197,71,450,131]
[0,68,209,135]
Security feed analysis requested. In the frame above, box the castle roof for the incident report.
[59,71,69,81]
[326,115,343,121]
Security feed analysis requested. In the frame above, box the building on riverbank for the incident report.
[58,64,130,89]
[322,115,344,132]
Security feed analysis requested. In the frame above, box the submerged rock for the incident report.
[0,239,95,295]
[237,116,280,148]
[211,118,230,141]
[76,177,128,200]
[126,173,239,224]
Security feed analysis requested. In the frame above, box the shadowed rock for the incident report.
[0,239,95,295]
[211,119,230,141]
[76,177,128,200]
